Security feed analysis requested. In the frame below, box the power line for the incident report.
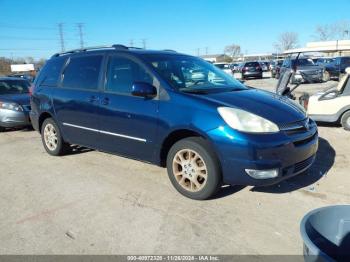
[0,36,78,41]
[0,23,56,31]
[58,23,65,52]
[77,23,85,48]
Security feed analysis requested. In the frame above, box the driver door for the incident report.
[98,54,159,162]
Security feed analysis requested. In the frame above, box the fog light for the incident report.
[245,169,279,179]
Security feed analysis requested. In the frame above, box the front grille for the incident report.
[294,156,314,173]
[279,118,310,133]
[282,156,315,176]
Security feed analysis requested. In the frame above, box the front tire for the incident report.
[41,118,71,156]
[0,126,5,132]
[341,111,350,131]
[166,137,221,200]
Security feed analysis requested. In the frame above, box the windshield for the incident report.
[292,58,315,67]
[143,54,246,93]
[0,80,30,95]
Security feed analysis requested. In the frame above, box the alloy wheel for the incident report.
[43,123,58,151]
[172,149,208,192]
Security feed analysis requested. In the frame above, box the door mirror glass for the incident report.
[131,82,157,98]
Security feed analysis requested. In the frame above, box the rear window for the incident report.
[245,62,259,67]
[62,55,103,90]
[214,64,228,69]
[35,57,66,87]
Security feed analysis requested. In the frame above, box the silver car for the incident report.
[0,77,31,132]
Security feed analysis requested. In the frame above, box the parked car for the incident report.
[279,58,323,84]
[241,61,263,79]
[0,77,31,131]
[259,62,268,72]
[7,73,34,82]
[314,57,335,67]
[230,63,240,73]
[30,45,318,200]
[277,66,350,131]
[323,56,350,81]
[270,60,284,78]
[213,62,233,76]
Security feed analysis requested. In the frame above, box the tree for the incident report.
[274,32,299,52]
[314,25,334,41]
[313,20,350,41]
[224,44,241,59]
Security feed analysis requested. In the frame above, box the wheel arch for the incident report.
[38,112,54,133]
[159,128,217,167]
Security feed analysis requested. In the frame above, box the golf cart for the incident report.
[276,43,350,130]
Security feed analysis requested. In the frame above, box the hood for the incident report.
[0,93,30,105]
[194,89,306,124]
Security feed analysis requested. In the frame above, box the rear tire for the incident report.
[166,137,221,200]
[41,118,71,156]
[341,111,350,131]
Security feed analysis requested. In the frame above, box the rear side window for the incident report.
[105,56,153,94]
[62,55,103,90]
[35,57,66,87]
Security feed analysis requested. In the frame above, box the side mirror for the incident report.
[131,82,157,98]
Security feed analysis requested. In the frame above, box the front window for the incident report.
[0,80,30,95]
[292,59,315,67]
[143,54,246,93]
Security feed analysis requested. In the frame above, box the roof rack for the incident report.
[51,44,143,57]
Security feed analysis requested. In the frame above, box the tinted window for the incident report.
[106,56,153,94]
[245,62,259,67]
[62,55,103,90]
[0,80,30,95]
[35,57,65,87]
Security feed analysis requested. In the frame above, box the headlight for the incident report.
[0,101,23,111]
[218,107,279,133]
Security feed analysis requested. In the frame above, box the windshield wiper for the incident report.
[179,88,209,94]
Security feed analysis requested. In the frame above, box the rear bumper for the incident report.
[0,109,31,128]
[207,122,318,186]
[242,71,262,77]
[29,111,40,131]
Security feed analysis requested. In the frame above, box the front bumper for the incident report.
[0,108,31,128]
[295,73,323,83]
[207,121,318,186]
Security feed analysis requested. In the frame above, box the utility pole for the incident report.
[58,23,65,52]
[129,39,134,47]
[196,48,200,56]
[205,47,209,55]
[141,39,147,49]
[77,23,85,48]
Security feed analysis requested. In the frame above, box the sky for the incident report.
[0,0,349,59]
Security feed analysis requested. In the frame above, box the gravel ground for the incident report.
[0,76,349,255]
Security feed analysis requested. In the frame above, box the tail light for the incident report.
[29,84,34,96]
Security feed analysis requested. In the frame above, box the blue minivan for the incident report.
[30,45,318,200]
